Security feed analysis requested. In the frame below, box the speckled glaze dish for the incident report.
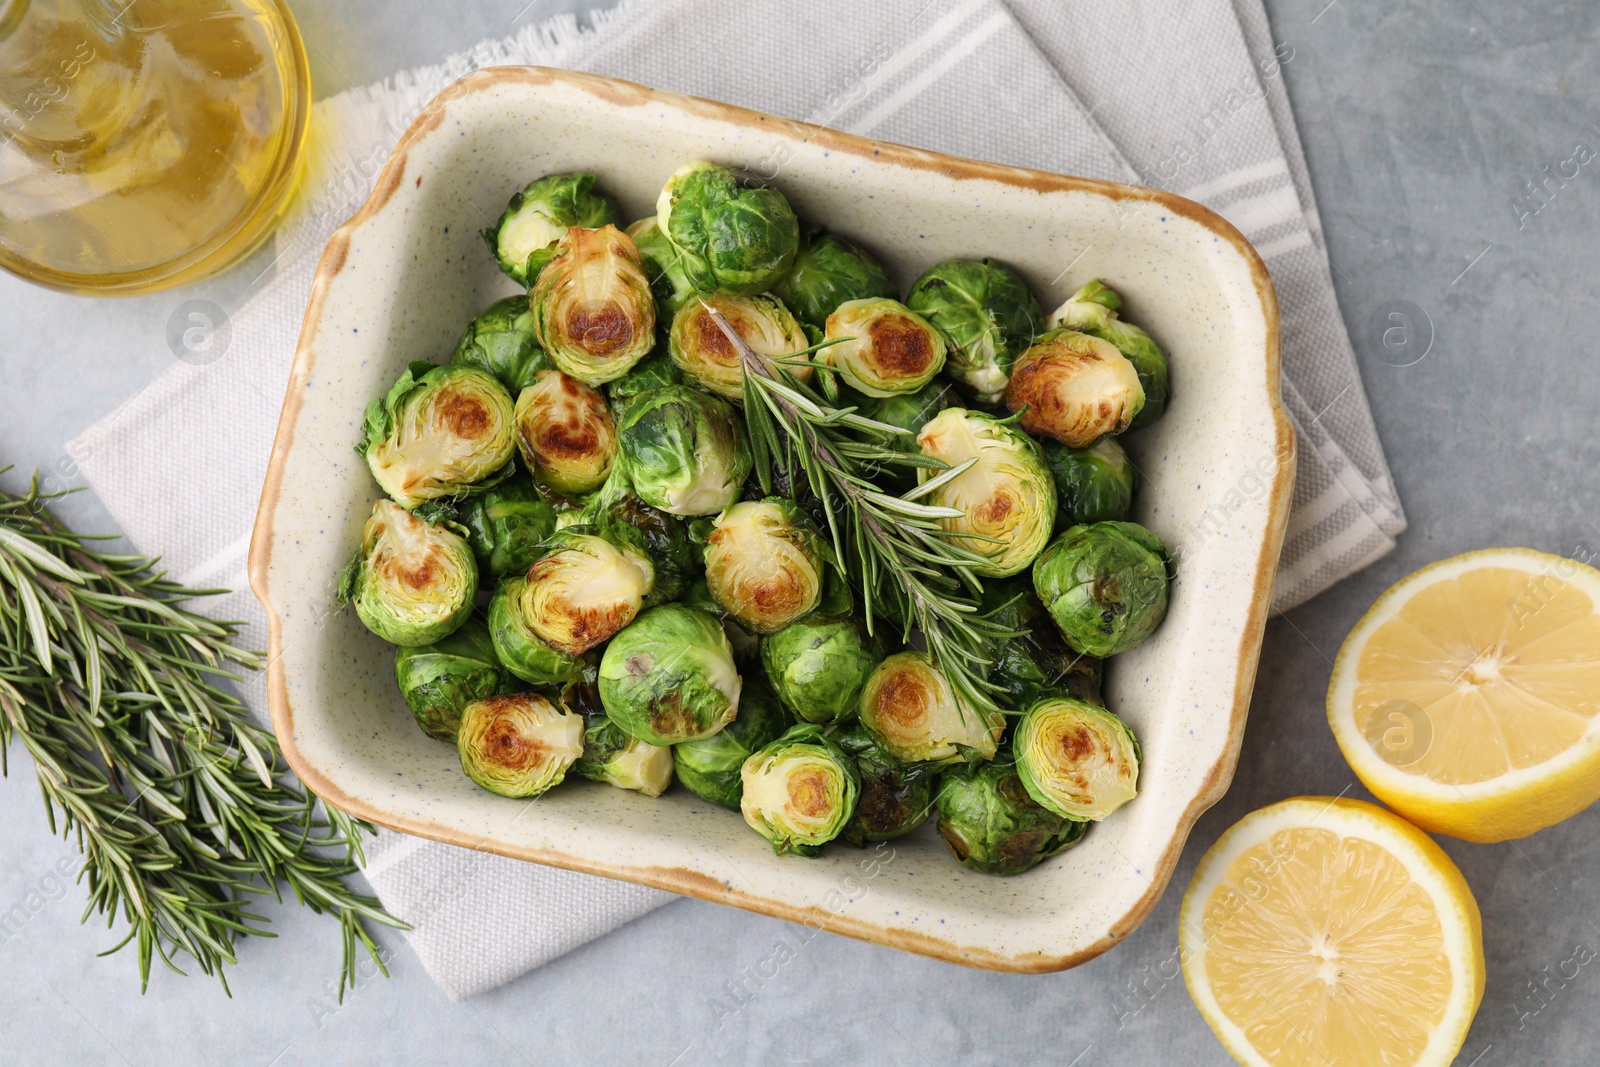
[251,67,1292,973]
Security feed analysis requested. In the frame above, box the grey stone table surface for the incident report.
[3,1,1599,1063]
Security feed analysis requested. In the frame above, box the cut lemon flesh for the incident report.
[1328,548,1600,841]
[1181,797,1484,1067]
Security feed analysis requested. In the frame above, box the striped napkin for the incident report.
[68,0,1402,997]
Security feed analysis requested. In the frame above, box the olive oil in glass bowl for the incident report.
[0,0,311,295]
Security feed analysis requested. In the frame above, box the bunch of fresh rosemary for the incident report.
[718,309,1012,715]
[0,473,403,996]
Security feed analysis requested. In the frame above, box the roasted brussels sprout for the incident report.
[599,604,742,745]
[981,577,1105,710]
[760,615,884,724]
[522,526,654,655]
[457,692,585,798]
[616,384,751,516]
[703,498,825,635]
[529,224,656,385]
[487,577,586,686]
[915,407,1057,578]
[573,711,674,797]
[1013,697,1140,821]
[863,379,960,489]
[673,672,790,809]
[512,370,618,495]
[655,160,800,294]
[1043,436,1138,530]
[448,475,559,579]
[935,760,1088,875]
[392,619,503,741]
[607,351,684,421]
[858,651,1003,763]
[453,295,548,395]
[868,378,959,441]
[772,228,897,341]
[905,258,1041,403]
[1004,329,1144,448]
[739,723,860,856]
[821,297,946,397]
[358,363,516,509]
[1050,279,1169,430]
[339,500,478,646]
[603,495,700,607]
[668,292,809,402]
[485,172,620,285]
[1033,521,1170,657]
[625,217,697,319]
[835,726,937,846]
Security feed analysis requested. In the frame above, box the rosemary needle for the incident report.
[0,472,405,997]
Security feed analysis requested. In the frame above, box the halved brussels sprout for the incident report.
[393,618,503,741]
[981,576,1105,710]
[339,500,478,646]
[573,711,674,797]
[607,351,685,422]
[936,760,1088,875]
[655,160,800,294]
[487,577,586,686]
[1033,521,1170,657]
[447,475,559,579]
[835,726,937,846]
[821,297,946,397]
[772,228,897,341]
[1013,696,1140,821]
[626,217,698,319]
[1043,436,1138,530]
[1050,279,1169,430]
[668,292,809,402]
[858,651,1003,764]
[598,603,742,745]
[760,615,885,724]
[915,407,1057,577]
[484,172,620,285]
[529,225,656,386]
[1004,329,1144,448]
[616,384,751,516]
[704,498,824,635]
[456,692,585,798]
[673,672,790,809]
[522,526,654,655]
[358,363,516,509]
[513,369,618,496]
[453,295,548,395]
[905,258,1041,403]
[602,495,700,607]
[739,723,860,856]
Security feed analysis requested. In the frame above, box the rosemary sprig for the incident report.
[713,308,1012,714]
[0,472,405,997]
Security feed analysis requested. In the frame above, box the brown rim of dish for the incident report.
[248,66,1294,974]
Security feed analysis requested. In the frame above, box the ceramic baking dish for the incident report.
[250,67,1292,972]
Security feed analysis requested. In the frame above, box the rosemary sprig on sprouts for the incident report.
[713,307,1012,714]
[0,472,404,996]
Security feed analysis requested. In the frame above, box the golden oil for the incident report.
[0,0,310,294]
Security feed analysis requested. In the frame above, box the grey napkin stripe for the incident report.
[66,0,1408,997]
[1231,0,1326,246]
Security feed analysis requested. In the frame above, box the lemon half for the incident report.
[1180,797,1485,1067]
[1328,547,1600,841]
